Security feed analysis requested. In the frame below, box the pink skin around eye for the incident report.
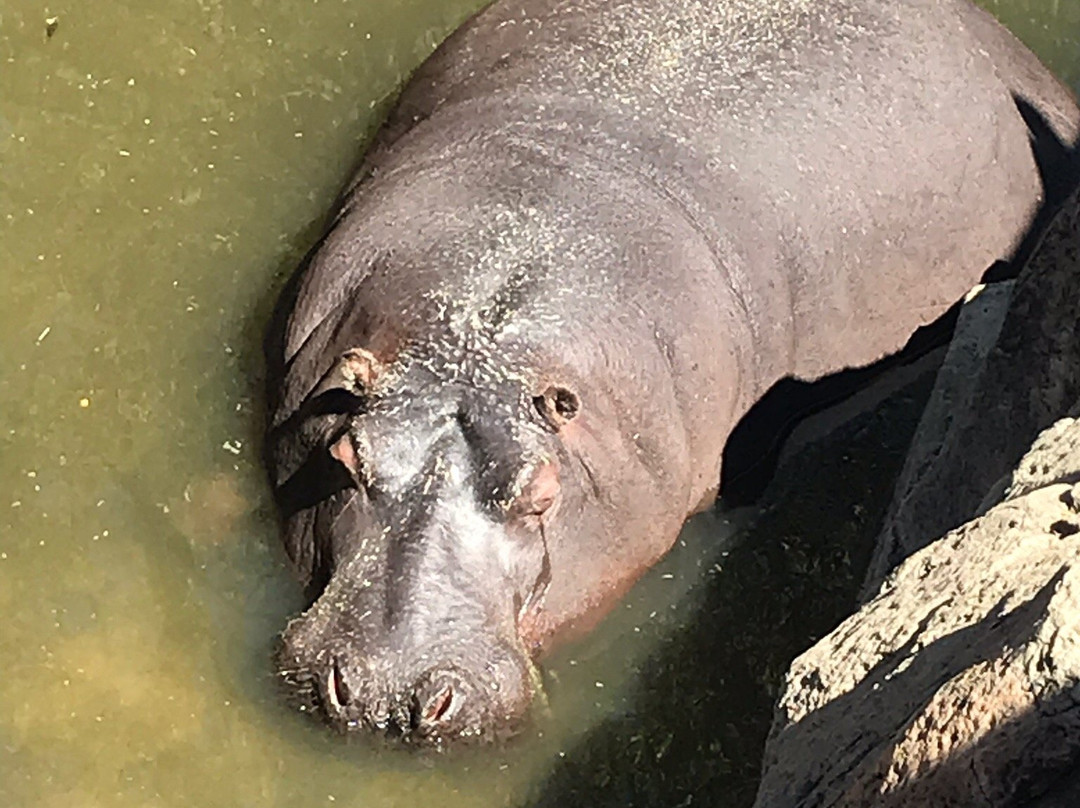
[521,461,560,515]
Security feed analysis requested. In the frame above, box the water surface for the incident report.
[2,1,1079,806]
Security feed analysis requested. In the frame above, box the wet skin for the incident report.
[264,0,1080,744]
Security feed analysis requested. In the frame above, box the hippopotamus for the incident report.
[264,0,1079,744]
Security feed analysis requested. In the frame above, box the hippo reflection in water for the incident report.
[264,0,1079,744]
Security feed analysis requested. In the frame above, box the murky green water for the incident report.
[2,1,1078,806]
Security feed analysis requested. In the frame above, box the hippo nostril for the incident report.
[424,684,455,723]
[326,659,351,711]
[412,678,459,730]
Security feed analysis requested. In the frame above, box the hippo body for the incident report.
[265,0,1079,743]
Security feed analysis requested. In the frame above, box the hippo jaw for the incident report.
[274,511,553,744]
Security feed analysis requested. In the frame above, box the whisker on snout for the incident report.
[274,644,324,716]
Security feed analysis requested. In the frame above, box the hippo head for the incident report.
[272,340,659,745]
[266,204,738,743]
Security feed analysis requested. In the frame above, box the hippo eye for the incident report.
[533,386,579,430]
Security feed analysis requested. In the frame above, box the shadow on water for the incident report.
[522,106,1080,808]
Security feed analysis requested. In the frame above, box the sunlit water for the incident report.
[1,1,1078,806]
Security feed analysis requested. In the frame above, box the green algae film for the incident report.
[0,1,1077,806]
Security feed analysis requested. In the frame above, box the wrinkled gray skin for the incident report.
[265,0,1079,745]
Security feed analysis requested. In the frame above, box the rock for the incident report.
[986,409,1080,508]
[858,281,1013,596]
[755,187,1080,807]
[755,417,1080,808]
[862,192,1080,598]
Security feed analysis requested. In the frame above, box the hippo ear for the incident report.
[312,348,383,399]
[329,432,361,477]
[533,386,580,430]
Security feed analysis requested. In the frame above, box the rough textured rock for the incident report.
[755,189,1080,807]
[982,408,1080,509]
[755,418,1080,808]
[862,192,1080,597]
[859,281,1013,597]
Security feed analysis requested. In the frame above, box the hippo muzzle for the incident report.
[276,583,537,742]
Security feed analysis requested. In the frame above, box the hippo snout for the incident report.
[276,620,534,744]
[321,660,469,735]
